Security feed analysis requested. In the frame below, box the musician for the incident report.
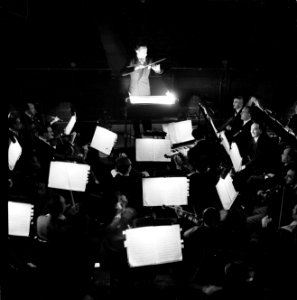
[111,153,149,215]
[34,124,59,183]
[36,192,93,300]
[233,121,281,212]
[264,145,297,190]
[246,162,297,232]
[122,41,163,138]
[245,163,297,256]
[231,106,253,159]
[262,164,297,230]
[21,102,46,138]
[185,139,223,223]
[218,96,244,142]
[99,192,137,287]
[182,206,227,284]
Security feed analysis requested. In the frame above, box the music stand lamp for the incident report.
[124,93,178,147]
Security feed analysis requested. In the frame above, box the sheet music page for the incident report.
[229,142,242,172]
[90,126,118,156]
[155,225,183,264]
[136,139,171,162]
[48,161,90,192]
[219,131,230,155]
[8,139,22,171]
[125,225,183,267]
[142,177,189,206]
[216,177,232,210]
[8,202,33,237]
[125,227,157,267]
[216,173,238,210]
[64,114,76,135]
[224,173,239,203]
[162,120,193,144]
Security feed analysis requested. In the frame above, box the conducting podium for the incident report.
[126,93,179,120]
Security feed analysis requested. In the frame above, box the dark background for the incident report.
[5,0,297,121]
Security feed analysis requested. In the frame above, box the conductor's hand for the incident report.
[135,65,146,71]
[151,64,161,73]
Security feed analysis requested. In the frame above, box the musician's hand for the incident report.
[66,203,80,216]
[229,168,236,178]
[261,215,272,228]
[257,189,266,197]
[174,206,183,217]
[8,178,13,189]
[49,116,61,125]
[264,173,275,179]
[183,226,199,238]
[179,148,189,158]
[141,171,150,177]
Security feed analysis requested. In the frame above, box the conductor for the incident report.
[122,42,163,138]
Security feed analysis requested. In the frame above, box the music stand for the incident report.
[124,224,183,268]
[8,201,34,237]
[124,94,178,147]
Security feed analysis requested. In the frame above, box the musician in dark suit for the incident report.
[122,42,163,138]
[34,124,58,183]
[219,96,244,143]
[21,102,46,139]
[232,106,253,159]
[233,121,281,212]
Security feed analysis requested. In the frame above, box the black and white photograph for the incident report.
[6,0,297,299]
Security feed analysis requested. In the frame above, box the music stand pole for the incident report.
[124,97,129,150]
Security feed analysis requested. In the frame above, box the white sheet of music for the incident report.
[124,225,183,267]
[135,138,171,162]
[90,125,118,156]
[230,142,242,172]
[8,202,34,237]
[218,130,230,155]
[64,114,76,135]
[162,120,193,145]
[48,161,90,192]
[8,139,22,171]
[216,173,238,210]
[142,177,189,206]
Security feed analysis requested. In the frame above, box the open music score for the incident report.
[216,172,238,210]
[136,138,171,162]
[129,95,176,105]
[142,177,189,207]
[163,120,194,145]
[124,224,183,267]
[90,125,118,156]
[48,161,90,192]
[8,201,34,237]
